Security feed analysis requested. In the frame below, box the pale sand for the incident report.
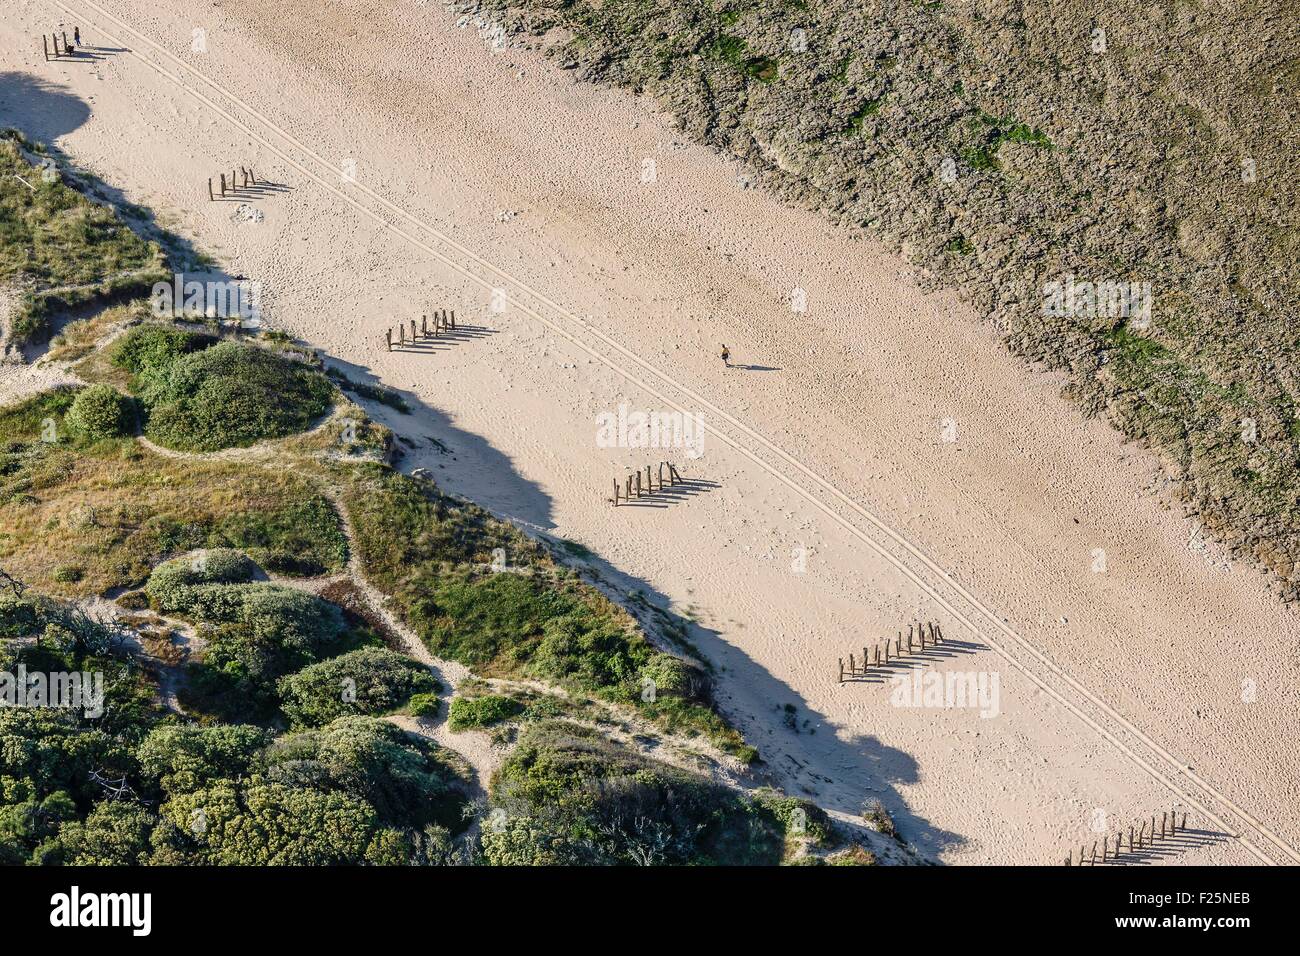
[3,0,1297,864]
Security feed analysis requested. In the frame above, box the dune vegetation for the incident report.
[0,132,167,348]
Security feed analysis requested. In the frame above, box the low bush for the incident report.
[63,384,132,442]
[112,326,334,452]
[484,721,786,866]
[277,647,439,728]
[407,693,440,718]
[447,694,522,731]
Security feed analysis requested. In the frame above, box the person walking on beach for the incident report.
[720,344,730,368]
[73,27,80,46]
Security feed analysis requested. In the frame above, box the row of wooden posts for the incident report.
[1066,810,1188,865]
[386,310,457,350]
[42,29,80,60]
[612,461,684,505]
[838,621,945,682]
[208,167,258,200]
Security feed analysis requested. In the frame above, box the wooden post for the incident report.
[421,314,428,338]
[219,173,227,197]
[1180,812,1186,831]
[386,328,392,351]
[908,625,913,653]
[849,653,856,675]
[838,659,844,684]
[449,309,456,330]
[895,634,902,655]
[882,641,889,664]
[248,168,256,184]
[208,177,214,201]
[242,167,250,188]
[1101,839,1107,863]
[862,647,868,671]
[1129,826,1134,851]
[625,476,632,500]
[1160,812,1167,839]
[44,35,50,60]
[645,465,653,493]
[1151,816,1156,842]
[873,646,880,666]
[668,462,682,484]
[1090,841,1097,864]
[410,319,417,343]
[613,480,619,506]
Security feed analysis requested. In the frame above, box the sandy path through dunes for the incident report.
[3,0,1297,863]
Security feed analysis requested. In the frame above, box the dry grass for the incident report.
[0,436,347,596]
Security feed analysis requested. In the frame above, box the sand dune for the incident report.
[3,0,1296,864]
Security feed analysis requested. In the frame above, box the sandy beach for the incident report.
[2,0,1297,864]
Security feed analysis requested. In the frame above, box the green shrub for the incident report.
[51,565,83,584]
[485,721,783,866]
[145,550,259,605]
[137,723,271,796]
[110,324,212,377]
[447,694,522,731]
[407,693,440,718]
[160,576,349,722]
[258,716,463,830]
[123,335,334,452]
[638,652,708,702]
[862,798,901,842]
[277,647,439,728]
[50,800,156,865]
[63,384,132,442]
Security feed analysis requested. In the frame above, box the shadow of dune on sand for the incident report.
[322,355,555,531]
[324,354,956,859]
[0,72,91,141]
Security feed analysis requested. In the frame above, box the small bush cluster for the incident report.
[447,694,523,731]
[278,647,440,728]
[482,721,803,865]
[111,326,333,452]
[63,384,133,443]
